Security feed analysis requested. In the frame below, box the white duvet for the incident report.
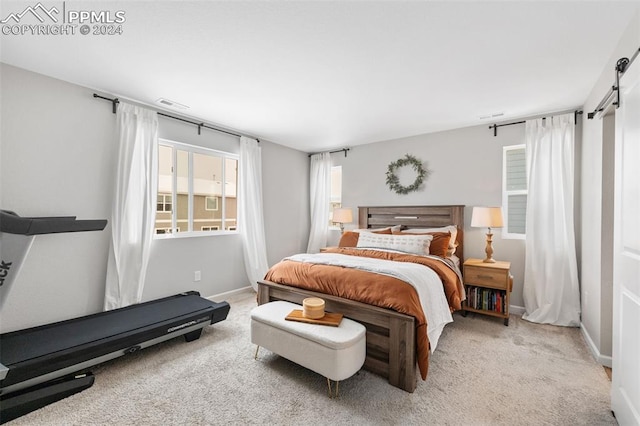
[284,252,454,352]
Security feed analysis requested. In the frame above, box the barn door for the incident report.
[611,53,640,425]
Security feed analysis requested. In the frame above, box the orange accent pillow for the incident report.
[393,231,452,257]
[338,231,360,247]
[372,228,393,234]
[338,228,392,247]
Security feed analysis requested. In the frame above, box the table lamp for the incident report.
[332,208,353,233]
[471,206,504,263]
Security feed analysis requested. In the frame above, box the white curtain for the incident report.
[306,152,331,253]
[104,103,158,310]
[522,113,580,326]
[238,136,269,291]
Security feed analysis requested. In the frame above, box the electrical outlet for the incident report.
[194,271,201,282]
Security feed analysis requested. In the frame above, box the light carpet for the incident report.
[9,292,615,425]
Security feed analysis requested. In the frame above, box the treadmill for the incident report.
[0,210,230,423]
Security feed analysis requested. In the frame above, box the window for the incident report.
[157,194,172,212]
[155,139,238,237]
[205,196,219,211]
[502,145,527,239]
[329,165,342,227]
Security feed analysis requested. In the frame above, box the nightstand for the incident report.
[462,258,513,326]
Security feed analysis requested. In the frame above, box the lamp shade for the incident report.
[471,207,504,228]
[332,208,353,224]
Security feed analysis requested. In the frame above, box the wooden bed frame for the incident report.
[257,205,465,393]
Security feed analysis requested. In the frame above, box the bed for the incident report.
[257,205,465,392]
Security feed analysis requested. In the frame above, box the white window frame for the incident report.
[155,138,238,239]
[502,144,527,240]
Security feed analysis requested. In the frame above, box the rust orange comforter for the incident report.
[263,247,463,380]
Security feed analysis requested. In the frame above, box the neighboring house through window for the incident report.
[502,144,527,239]
[157,194,172,212]
[155,139,238,236]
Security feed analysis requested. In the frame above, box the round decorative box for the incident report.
[302,297,325,319]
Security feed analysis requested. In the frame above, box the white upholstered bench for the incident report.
[250,301,366,397]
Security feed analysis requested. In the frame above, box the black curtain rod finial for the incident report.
[93,93,119,113]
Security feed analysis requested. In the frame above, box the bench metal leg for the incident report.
[254,346,260,360]
[326,378,340,398]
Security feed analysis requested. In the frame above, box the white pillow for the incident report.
[400,225,458,248]
[356,233,433,256]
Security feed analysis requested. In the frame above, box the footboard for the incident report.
[257,280,417,393]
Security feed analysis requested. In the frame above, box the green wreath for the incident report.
[385,154,430,194]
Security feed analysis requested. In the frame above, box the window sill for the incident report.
[501,233,526,240]
[154,230,238,240]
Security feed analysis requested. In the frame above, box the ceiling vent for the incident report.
[155,98,189,110]
[479,112,504,120]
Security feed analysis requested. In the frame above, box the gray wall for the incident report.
[262,140,310,266]
[580,10,639,364]
[0,63,309,332]
[330,122,529,309]
[1,63,116,332]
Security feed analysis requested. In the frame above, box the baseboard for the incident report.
[580,323,613,368]
[509,304,525,316]
[207,286,254,302]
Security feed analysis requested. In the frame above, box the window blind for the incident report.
[503,146,527,236]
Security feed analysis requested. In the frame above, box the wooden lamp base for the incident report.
[483,231,496,263]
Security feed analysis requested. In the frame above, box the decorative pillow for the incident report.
[338,231,360,247]
[393,231,452,258]
[400,225,458,250]
[356,233,433,256]
[338,228,392,247]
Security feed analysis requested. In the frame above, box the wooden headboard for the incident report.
[358,205,465,261]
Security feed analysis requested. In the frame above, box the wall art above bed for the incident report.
[385,154,430,194]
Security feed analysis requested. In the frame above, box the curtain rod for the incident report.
[488,109,583,137]
[587,47,639,119]
[93,94,257,140]
[308,148,350,158]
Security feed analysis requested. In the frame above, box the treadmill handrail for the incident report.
[0,210,107,235]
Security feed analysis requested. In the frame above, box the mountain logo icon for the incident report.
[1,2,59,24]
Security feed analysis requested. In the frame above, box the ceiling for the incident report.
[1,1,638,152]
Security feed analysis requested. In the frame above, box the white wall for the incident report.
[1,63,116,332]
[143,119,246,302]
[0,64,309,332]
[261,140,310,266]
[580,10,640,364]
[331,122,529,308]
